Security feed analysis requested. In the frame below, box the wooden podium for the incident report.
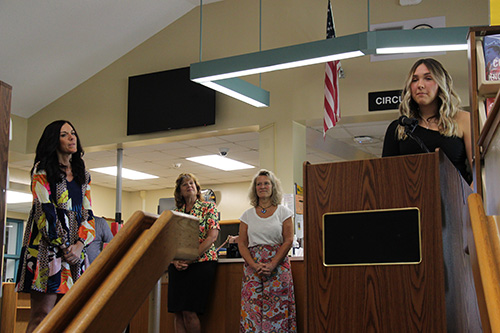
[304,151,482,332]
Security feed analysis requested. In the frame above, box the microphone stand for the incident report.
[404,123,430,153]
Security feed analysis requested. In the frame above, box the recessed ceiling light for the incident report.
[90,167,159,180]
[353,136,379,144]
[186,155,254,171]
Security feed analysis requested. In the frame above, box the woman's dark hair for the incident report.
[31,120,86,197]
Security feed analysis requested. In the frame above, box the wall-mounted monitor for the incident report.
[127,67,216,135]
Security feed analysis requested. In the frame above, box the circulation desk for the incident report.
[129,256,305,332]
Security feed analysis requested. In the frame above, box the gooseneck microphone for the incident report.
[398,115,418,127]
[398,115,430,153]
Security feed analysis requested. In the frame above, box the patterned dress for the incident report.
[174,199,220,262]
[16,167,95,294]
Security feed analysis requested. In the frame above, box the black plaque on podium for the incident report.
[323,207,421,266]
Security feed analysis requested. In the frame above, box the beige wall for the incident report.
[91,181,251,222]
[6,211,29,221]
[17,0,489,149]
[7,0,491,219]
[121,181,252,221]
[9,115,27,154]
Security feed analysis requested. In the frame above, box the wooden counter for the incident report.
[130,258,305,332]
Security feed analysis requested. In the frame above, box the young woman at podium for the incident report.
[382,58,473,184]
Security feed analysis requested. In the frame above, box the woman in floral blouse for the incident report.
[16,120,95,332]
[168,173,220,333]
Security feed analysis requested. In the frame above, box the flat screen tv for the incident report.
[127,67,216,135]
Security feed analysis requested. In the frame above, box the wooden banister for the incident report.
[468,193,500,332]
[34,210,199,332]
[1,283,18,333]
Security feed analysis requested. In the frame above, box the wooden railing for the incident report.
[29,209,199,332]
[1,282,28,333]
[468,193,500,333]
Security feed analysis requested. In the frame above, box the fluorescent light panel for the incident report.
[373,26,469,54]
[186,155,254,171]
[7,190,32,204]
[201,78,270,107]
[377,44,467,54]
[90,167,159,180]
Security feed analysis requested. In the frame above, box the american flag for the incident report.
[323,0,341,137]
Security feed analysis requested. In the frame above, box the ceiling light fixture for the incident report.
[200,78,270,107]
[90,167,159,180]
[191,32,367,83]
[353,135,379,144]
[190,0,468,107]
[186,155,255,171]
[6,190,32,204]
[373,26,468,54]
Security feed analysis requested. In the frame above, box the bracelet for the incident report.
[77,238,85,245]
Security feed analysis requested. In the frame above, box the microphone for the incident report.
[398,115,430,153]
[398,115,418,127]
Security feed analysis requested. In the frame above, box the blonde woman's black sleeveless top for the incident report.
[382,119,471,184]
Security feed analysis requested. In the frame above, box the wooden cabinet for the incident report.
[467,26,500,197]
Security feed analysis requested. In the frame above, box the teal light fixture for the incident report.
[191,27,469,84]
[190,32,367,83]
[200,78,270,107]
[190,2,469,107]
[372,26,469,54]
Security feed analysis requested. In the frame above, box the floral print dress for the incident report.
[174,199,220,262]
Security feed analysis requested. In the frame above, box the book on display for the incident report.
[484,34,500,81]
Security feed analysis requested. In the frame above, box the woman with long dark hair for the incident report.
[16,120,95,332]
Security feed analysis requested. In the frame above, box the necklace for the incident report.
[421,115,438,130]
[258,204,273,214]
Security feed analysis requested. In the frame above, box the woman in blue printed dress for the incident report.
[16,120,95,332]
[238,169,297,332]
[167,173,220,333]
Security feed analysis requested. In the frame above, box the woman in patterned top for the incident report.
[168,173,220,333]
[16,120,95,332]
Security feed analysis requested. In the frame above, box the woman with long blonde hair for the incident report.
[382,58,472,184]
[238,169,297,332]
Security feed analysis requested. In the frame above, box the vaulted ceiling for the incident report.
[2,0,389,203]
